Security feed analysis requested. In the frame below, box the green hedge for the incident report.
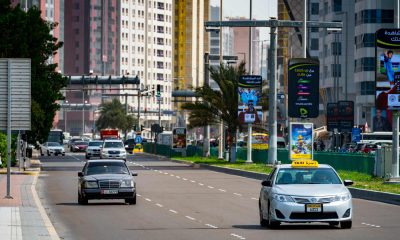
[143,143,375,175]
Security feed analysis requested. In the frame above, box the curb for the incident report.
[143,153,400,206]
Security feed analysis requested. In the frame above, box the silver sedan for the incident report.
[259,163,353,229]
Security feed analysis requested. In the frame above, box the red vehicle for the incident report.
[100,129,119,140]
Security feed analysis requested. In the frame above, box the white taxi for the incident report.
[259,161,353,229]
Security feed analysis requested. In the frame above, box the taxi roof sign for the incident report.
[291,160,319,168]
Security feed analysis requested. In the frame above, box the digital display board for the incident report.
[238,75,263,124]
[288,58,319,118]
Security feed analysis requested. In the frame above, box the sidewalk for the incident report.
[0,158,59,239]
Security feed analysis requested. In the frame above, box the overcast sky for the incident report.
[210,0,278,40]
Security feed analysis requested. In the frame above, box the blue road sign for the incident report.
[135,136,143,144]
[351,128,361,143]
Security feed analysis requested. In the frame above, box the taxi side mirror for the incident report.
[78,172,84,177]
[131,172,138,176]
[343,180,353,186]
[261,180,272,187]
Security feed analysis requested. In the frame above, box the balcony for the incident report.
[157,2,165,10]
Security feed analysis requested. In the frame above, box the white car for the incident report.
[85,140,104,159]
[40,142,65,156]
[259,162,353,229]
[100,139,127,161]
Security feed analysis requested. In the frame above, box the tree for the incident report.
[0,1,67,144]
[96,99,137,134]
[182,62,246,162]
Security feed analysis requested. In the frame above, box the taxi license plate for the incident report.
[101,189,118,194]
[306,204,322,212]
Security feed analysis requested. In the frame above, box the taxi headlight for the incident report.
[84,181,98,188]
[333,193,351,202]
[272,194,295,202]
[120,180,134,188]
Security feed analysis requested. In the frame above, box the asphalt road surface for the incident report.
[37,152,400,240]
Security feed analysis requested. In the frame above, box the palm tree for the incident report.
[96,99,137,135]
[182,62,246,162]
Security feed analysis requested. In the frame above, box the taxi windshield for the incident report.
[275,168,341,185]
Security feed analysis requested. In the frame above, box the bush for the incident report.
[0,132,17,168]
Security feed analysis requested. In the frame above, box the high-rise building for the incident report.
[119,0,173,139]
[173,0,209,127]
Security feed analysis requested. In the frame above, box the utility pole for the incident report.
[246,0,253,164]
[204,53,211,157]
[218,0,224,160]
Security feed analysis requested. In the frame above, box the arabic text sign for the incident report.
[288,58,319,118]
[238,75,262,124]
[289,123,313,160]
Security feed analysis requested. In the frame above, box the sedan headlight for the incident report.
[120,180,134,188]
[272,194,295,202]
[84,181,98,188]
[332,193,351,202]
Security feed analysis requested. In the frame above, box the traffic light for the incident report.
[156,84,161,97]
[141,125,144,131]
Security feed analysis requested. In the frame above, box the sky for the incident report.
[209,0,278,41]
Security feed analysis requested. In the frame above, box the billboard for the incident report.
[238,75,262,124]
[326,103,339,131]
[288,58,319,118]
[376,29,400,112]
[289,123,313,160]
[338,101,354,132]
[172,128,186,149]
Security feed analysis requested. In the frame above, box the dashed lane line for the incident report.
[218,189,226,192]
[233,193,242,196]
[230,233,246,240]
[169,209,178,214]
[208,186,215,189]
[205,224,218,229]
[199,183,204,186]
[185,216,196,221]
[145,198,152,202]
[362,223,381,228]
[156,203,163,208]
[251,198,258,201]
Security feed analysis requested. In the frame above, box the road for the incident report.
[36,152,400,240]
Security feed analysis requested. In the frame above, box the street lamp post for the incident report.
[64,100,68,132]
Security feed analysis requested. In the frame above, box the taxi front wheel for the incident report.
[340,221,352,229]
[259,201,268,227]
[267,202,280,229]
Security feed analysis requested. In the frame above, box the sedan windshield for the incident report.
[89,141,103,147]
[104,142,124,148]
[86,162,129,175]
[275,168,341,185]
[47,142,61,146]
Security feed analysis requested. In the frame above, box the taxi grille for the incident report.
[294,197,333,204]
[99,180,120,189]
[108,150,120,154]
[290,212,338,220]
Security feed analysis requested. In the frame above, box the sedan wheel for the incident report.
[268,202,280,229]
[259,201,268,227]
[78,192,88,205]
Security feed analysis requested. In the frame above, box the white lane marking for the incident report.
[66,153,84,162]
[137,194,141,197]
[208,186,214,189]
[205,224,218,229]
[199,183,204,186]
[176,176,181,179]
[159,171,163,173]
[170,174,175,177]
[362,223,381,228]
[251,198,258,201]
[169,209,178,214]
[218,189,226,192]
[156,203,163,208]
[190,180,196,183]
[145,198,152,202]
[233,193,242,196]
[164,172,169,175]
[230,233,246,240]
[185,216,196,221]
[182,178,188,181]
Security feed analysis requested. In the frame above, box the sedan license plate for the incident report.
[101,189,118,194]
[306,204,322,212]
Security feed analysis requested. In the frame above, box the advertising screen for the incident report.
[289,123,313,160]
[238,75,263,124]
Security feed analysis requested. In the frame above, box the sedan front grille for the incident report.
[99,180,120,189]
[108,150,120,154]
[294,197,333,204]
[290,212,338,220]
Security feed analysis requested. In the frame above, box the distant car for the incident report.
[124,139,136,154]
[77,160,137,205]
[40,142,65,156]
[70,141,89,152]
[101,139,127,161]
[85,140,104,159]
[68,138,84,149]
[259,163,353,229]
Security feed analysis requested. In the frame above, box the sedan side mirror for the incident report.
[343,180,353,186]
[261,180,272,187]
[78,172,84,177]
[131,172,138,176]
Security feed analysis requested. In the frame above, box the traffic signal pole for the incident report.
[205,18,342,165]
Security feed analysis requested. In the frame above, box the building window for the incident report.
[333,0,342,12]
[311,2,319,15]
[331,42,341,55]
[360,81,375,95]
[355,57,375,72]
[310,38,319,50]
[331,64,341,77]
[355,9,394,25]
[355,33,375,49]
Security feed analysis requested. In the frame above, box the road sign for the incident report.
[326,103,339,131]
[134,135,143,144]
[351,128,361,143]
[0,59,31,130]
[338,101,354,132]
[288,58,319,118]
